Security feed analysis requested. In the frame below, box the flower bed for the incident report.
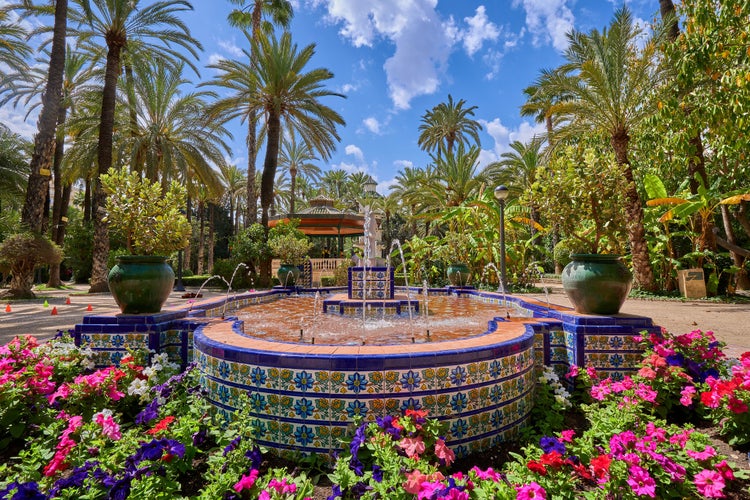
[1,330,748,499]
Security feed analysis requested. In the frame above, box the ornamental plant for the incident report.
[700,352,750,446]
[100,167,191,256]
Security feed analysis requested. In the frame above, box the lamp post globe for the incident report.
[493,185,509,293]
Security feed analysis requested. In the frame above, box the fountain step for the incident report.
[323,294,419,317]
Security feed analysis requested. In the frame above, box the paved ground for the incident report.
[1,283,748,358]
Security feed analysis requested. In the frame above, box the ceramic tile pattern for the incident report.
[73,288,657,457]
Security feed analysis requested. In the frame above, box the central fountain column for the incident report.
[348,266,394,300]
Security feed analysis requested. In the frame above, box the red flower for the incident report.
[589,454,612,479]
[539,451,565,468]
[527,460,547,476]
[147,416,176,435]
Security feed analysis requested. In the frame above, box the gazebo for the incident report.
[268,195,365,256]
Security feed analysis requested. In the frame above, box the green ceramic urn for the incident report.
[561,254,633,315]
[108,255,175,314]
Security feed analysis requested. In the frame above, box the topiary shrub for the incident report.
[0,232,62,299]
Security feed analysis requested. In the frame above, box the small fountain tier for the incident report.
[322,266,419,316]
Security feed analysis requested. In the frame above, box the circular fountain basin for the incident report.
[194,290,537,459]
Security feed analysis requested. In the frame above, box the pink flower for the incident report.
[565,365,579,379]
[559,429,575,442]
[590,383,611,401]
[516,482,546,499]
[686,446,716,461]
[399,436,425,458]
[694,469,726,498]
[233,469,260,492]
[715,460,735,481]
[404,470,428,494]
[680,386,696,406]
[48,384,71,404]
[471,466,501,481]
[634,383,657,402]
[627,465,656,497]
[94,412,121,441]
[435,438,455,466]
[417,481,444,499]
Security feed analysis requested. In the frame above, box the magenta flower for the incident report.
[233,469,260,493]
[680,385,696,406]
[516,482,546,499]
[626,465,656,497]
[686,445,716,461]
[694,469,725,498]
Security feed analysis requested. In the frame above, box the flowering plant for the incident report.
[700,352,750,445]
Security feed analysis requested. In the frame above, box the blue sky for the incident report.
[2,0,658,194]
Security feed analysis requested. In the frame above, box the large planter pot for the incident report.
[446,263,471,287]
[562,254,633,315]
[108,256,175,314]
[277,263,301,287]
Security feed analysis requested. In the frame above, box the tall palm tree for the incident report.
[427,144,485,209]
[218,164,247,234]
[226,0,293,226]
[278,135,320,214]
[250,32,344,226]
[126,61,228,193]
[417,94,483,157]
[319,168,349,201]
[71,0,201,292]
[0,124,31,213]
[539,7,664,290]
[16,0,68,236]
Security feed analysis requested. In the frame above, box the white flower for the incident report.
[127,378,149,397]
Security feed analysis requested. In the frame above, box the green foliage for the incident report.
[553,238,590,268]
[230,223,270,268]
[63,219,94,284]
[267,220,312,265]
[100,168,191,256]
[531,145,628,255]
[212,258,254,289]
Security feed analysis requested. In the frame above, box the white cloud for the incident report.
[218,39,245,58]
[462,6,500,57]
[393,159,414,170]
[362,117,381,134]
[478,117,546,166]
[207,53,227,66]
[512,0,574,52]
[0,106,38,139]
[318,0,456,109]
[344,144,364,161]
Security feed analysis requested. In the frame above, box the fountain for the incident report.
[221,263,249,318]
[73,216,661,462]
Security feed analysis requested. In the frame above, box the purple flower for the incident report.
[108,477,132,500]
[349,457,364,476]
[665,353,685,367]
[540,436,566,455]
[50,461,99,496]
[135,399,160,425]
[372,465,383,483]
[349,424,367,458]
[223,436,242,456]
[327,484,342,500]
[0,482,46,500]
[192,428,208,447]
[245,446,262,470]
[375,415,400,439]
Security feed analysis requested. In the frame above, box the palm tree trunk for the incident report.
[48,105,69,287]
[20,0,67,234]
[184,196,193,273]
[246,117,258,225]
[208,203,215,273]
[290,168,297,214]
[612,130,656,291]
[259,112,282,285]
[197,200,205,275]
[89,43,124,293]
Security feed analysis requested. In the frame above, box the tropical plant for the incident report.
[0,6,30,80]
[100,168,191,256]
[268,233,312,265]
[70,0,201,292]
[531,7,668,290]
[126,60,228,192]
[0,125,31,213]
[417,94,483,157]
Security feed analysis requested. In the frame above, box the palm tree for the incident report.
[218,164,247,234]
[417,94,483,157]
[71,0,201,292]
[278,135,320,214]
[226,0,293,226]
[484,137,546,256]
[126,61,228,193]
[0,6,31,80]
[15,0,68,236]
[250,31,345,225]
[537,7,665,290]
[0,124,31,214]
[427,144,485,209]
[319,168,349,201]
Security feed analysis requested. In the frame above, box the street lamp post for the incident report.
[494,185,509,293]
[174,248,185,292]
